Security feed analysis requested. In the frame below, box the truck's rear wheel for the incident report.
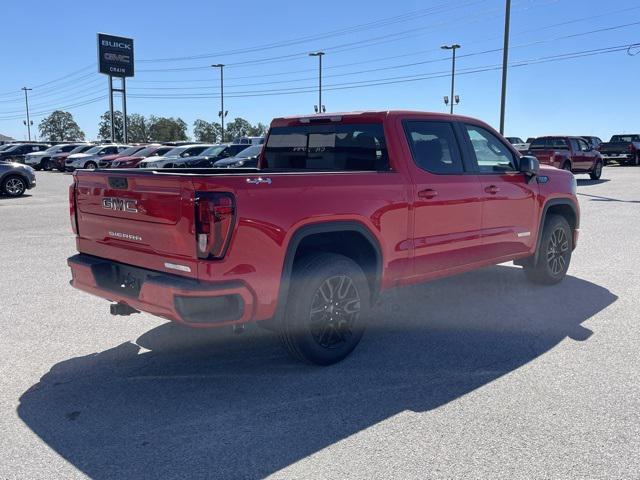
[278,253,369,365]
[589,160,603,180]
[523,215,572,285]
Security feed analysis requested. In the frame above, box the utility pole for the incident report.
[309,52,325,113]
[212,64,227,141]
[441,45,460,114]
[499,0,511,135]
[21,87,33,141]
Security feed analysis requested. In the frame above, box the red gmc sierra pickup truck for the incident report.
[67,111,580,365]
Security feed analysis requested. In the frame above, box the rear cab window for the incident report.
[530,137,569,149]
[263,123,389,171]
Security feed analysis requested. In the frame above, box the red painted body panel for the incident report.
[68,111,579,327]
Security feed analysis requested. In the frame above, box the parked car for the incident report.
[506,137,530,152]
[233,136,264,146]
[65,144,128,171]
[50,144,94,172]
[527,136,603,179]
[24,143,88,171]
[213,144,263,168]
[0,159,36,197]
[67,110,579,365]
[111,145,173,168]
[597,134,640,166]
[526,137,536,144]
[0,143,50,163]
[172,144,250,168]
[138,144,214,168]
[97,145,148,168]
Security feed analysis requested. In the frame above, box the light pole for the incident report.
[212,64,227,141]
[499,0,511,135]
[441,44,460,114]
[21,87,33,141]
[309,51,325,113]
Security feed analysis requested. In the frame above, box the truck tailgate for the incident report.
[528,149,556,164]
[74,171,199,278]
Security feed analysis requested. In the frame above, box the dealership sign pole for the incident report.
[97,33,134,143]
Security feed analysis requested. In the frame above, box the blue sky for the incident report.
[1,0,638,141]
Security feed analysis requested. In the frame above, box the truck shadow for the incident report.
[18,265,616,479]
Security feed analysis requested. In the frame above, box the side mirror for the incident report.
[519,155,539,179]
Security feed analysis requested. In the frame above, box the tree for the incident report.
[247,122,268,137]
[193,119,222,143]
[224,117,254,142]
[38,110,85,142]
[127,114,150,143]
[98,110,124,142]
[148,116,188,142]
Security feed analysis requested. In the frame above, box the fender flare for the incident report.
[276,221,383,316]
[533,198,580,263]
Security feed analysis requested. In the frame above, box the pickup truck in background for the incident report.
[598,134,640,166]
[67,111,580,365]
[527,136,604,179]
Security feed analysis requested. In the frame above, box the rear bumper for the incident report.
[601,153,633,160]
[68,254,255,328]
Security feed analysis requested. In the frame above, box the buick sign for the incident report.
[98,33,134,77]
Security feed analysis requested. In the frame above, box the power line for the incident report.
[126,21,640,93]
[125,43,633,100]
[137,0,483,63]
[0,95,107,121]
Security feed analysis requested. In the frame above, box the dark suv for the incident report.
[0,143,50,163]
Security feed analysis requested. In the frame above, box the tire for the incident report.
[561,161,572,172]
[589,161,603,180]
[42,159,51,171]
[634,153,640,166]
[1,175,27,197]
[84,161,97,170]
[523,215,572,285]
[278,253,370,365]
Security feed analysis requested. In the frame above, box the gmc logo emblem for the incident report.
[102,197,138,213]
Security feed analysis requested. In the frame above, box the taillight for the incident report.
[195,192,235,259]
[69,182,78,234]
[628,144,637,152]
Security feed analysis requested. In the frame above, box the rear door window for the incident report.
[263,123,389,171]
[403,121,464,174]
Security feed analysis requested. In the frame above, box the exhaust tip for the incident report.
[110,303,140,316]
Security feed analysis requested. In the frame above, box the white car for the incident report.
[65,144,128,171]
[24,143,90,171]
[138,144,214,168]
[506,137,530,152]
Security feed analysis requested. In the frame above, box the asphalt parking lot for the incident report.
[1,167,639,479]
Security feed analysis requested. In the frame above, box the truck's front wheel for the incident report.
[523,215,572,285]
[278,253,370,365]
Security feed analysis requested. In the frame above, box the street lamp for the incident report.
[211,64,228,141]
[441,44,460,114]
[21,87,32,141]
[309,51,325,113]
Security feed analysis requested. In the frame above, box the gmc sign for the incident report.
[98,33,134,77]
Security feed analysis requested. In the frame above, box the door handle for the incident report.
[418,188,438,199]
[485,185,500,195]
